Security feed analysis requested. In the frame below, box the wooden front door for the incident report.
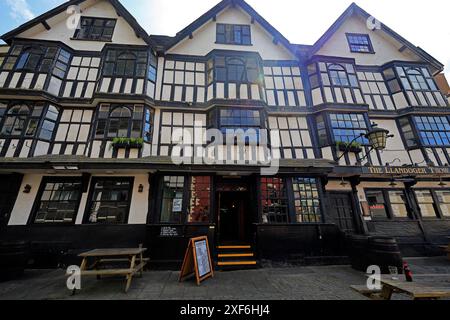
[217,192,250,242]
[328,192,358,234]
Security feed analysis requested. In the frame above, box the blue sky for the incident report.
[1,0,449,77]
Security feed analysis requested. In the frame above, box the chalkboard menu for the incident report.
[179,236,214,285]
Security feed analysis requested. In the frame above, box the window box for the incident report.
[336,141,363,153]
[110,138,144,150]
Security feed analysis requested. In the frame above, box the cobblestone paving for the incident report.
[0,257,448,300]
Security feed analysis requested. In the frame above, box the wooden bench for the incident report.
[67,246,148,293]
[350,285,382,299]
[378,277,450,300]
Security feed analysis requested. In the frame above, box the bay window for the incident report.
[0,103,59,141]
[316,113,369,146]
[103,49,148,78]
[383,64,447,107]
[219,109,261,144]
[207,54,261,85]
[94,104,153,141]
[2,45,71,79]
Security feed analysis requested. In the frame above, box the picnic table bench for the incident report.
[353,275,450,300]
[68,246,148,293]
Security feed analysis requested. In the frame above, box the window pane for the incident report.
[414,190,438,218]
[33,180,82,224]
[366,190,388,218]
[261,177,288,224]
[435,190,450,217]
[87,180,131,224]
[388,191,409,218]
[160,176,185,223]
[188,176,211,223]
[292,178,321,223]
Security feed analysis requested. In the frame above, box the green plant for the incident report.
[110,137,144,149]
[336,141,362,152]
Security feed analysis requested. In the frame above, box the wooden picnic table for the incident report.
[378,276,450,300]
[72,246,148,293]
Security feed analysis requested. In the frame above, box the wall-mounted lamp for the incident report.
[23,184,32,194]
[340,178,348,187]
[138,184,144,193]
[389,178,398,187]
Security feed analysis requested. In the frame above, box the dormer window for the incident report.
[346,33,374,53]
[216,24,251,45]
[73,17,116,41]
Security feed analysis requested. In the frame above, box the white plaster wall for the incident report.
[168,6,295,60]
[128,174,149,224]
[8,174,43,225]
[374,119,412,166]
[317,15,421,66]
[17,0,146,51]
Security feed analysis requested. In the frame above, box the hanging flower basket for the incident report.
[110,138,144,150]
[336,141,363,154]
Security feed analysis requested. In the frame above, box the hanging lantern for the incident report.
[365,124,391,151]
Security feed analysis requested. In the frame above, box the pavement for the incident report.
[0,257,449,300]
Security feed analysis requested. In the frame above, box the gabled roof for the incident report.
[309,2,444,73]
[1,0,153,45]
[158,0,297,55]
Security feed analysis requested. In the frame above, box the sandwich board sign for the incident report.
[179,236,214,285]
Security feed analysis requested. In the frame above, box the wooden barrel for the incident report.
[0,241,29,281]
[368,237,403,274]
[346,234,370,272]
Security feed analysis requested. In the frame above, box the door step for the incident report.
[217,245,252,250]
[216,244,258,270]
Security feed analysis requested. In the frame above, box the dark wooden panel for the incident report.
[256,224,346,261]
[422,220,450,244]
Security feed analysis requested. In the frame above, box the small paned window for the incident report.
[32,179,82,224]
[216,24,251,45]
[103,49,148,77]
[414,116,450,146]
[219,109,261,144]
[329,113,368,144]
[188,176,211,223]
[86,179,133,224]
[414,190,438,218]
[160,176,185,224]
[388,190,409,218]
[208,55,261,85]
[261,177,289,224]
[292,178,322,223]
[435,190,450,217]
[73,17,116,41]
[95,104,152,140]
[39,105,59,141]
[366,190,389,218]
[346,34,374,53]
[398,117,418,147]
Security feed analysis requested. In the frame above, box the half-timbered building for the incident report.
[0,0,448,268]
